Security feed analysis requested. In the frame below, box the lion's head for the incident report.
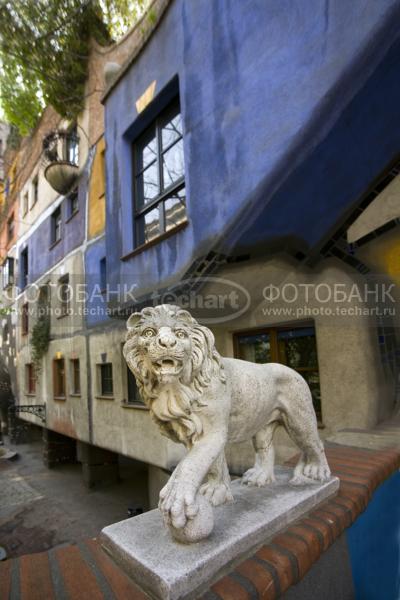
[123,304,225,444]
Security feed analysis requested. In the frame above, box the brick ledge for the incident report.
[201,445,400,600]
[0,445,398,600]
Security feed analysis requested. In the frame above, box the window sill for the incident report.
[121,402,148,410]
[65,210,79,224]
[121,220,189,261]
[95,395,114,400]
[25,392,36,397]
[49,238,61,251]
[54,396,66,401]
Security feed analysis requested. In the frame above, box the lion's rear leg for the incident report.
[199,451,233,506]
[242,422,278,487]
[281,410,331,484]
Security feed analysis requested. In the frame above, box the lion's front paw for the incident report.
[290,461,331,485]
[199,481,233,506]
[242,467,276,487]
[159,480,198,529]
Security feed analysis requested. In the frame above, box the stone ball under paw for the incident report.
[168,494,214,543]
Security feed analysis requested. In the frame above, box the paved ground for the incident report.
[0,438,149,559]
[326,411,400,450]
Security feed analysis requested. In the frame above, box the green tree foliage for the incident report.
[0,0,146,134]
[31,315,51,373]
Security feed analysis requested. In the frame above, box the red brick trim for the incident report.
[0,445,398,600]
[200,445,400,600]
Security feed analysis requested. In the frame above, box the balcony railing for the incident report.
[42,129,80,195]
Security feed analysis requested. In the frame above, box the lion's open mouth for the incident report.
[152,358,182,376]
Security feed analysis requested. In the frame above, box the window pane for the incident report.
[72,359,80,394]
[127,367,143,404]
[161,112,182,149]
[136,162,159,207]
[164,188,187,231]
[101,364,113,395]
[301,371,321,419]
[137,129,157,171]
[137,208,160,245]
[162,138,184,189]
[55,360,65,397]
[237,333,271,363]
[277,328,318,369]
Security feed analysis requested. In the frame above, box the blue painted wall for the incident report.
[104,0,400,304]
[18,178,86,287]
[84,236,111,326]
[347,471,400,600]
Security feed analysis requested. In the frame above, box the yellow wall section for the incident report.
[88,137,106,239]
[356,229,400,285]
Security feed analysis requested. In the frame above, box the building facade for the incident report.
[1,0,399,500]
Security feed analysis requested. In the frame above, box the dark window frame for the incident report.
[32,175,39,206]
[65,124,79,166]
[53,358,66,399]
[99,257,107,292]
[132,99,187,248]
[25,363,36,395]
[66,189,79,220]
[21,302,29,335]
[70,358,81,395]
[20,247,29,289]
[125,364,144,406]
[2,256,14,288]
[50,206,62,246]
[98,362,114,397]
[233,324,322,421]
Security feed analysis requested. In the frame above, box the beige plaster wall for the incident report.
[88,325,185,469]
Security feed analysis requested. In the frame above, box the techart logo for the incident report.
[153,277,251,324]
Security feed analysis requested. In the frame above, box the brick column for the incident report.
[42,428,77,468]
[77,441,119,489]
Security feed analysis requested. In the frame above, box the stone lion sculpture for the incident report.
[123,304,331,539]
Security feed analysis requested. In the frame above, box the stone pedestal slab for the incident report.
[101,467,339,600]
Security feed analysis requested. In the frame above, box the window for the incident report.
[70,359,81,395]
[51,206,62,245]
[21,303,29,335]
[25,363,36,395]
[3,323,9,345]
[20,247,29,288]
[67,189,78,218]
[126,365,143,405]
[99,257,106,291]
[32,175,39,206]
[22,192,29,217]
[2,257,14,288]
[53,358,66,399]
[98,363,113,396]
[7,215,14,242]
[58,274,70,316]
[234,326,322,420]
[65,125,79,165]
[133,100,186,247]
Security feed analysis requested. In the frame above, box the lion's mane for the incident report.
[123,305,226,445]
